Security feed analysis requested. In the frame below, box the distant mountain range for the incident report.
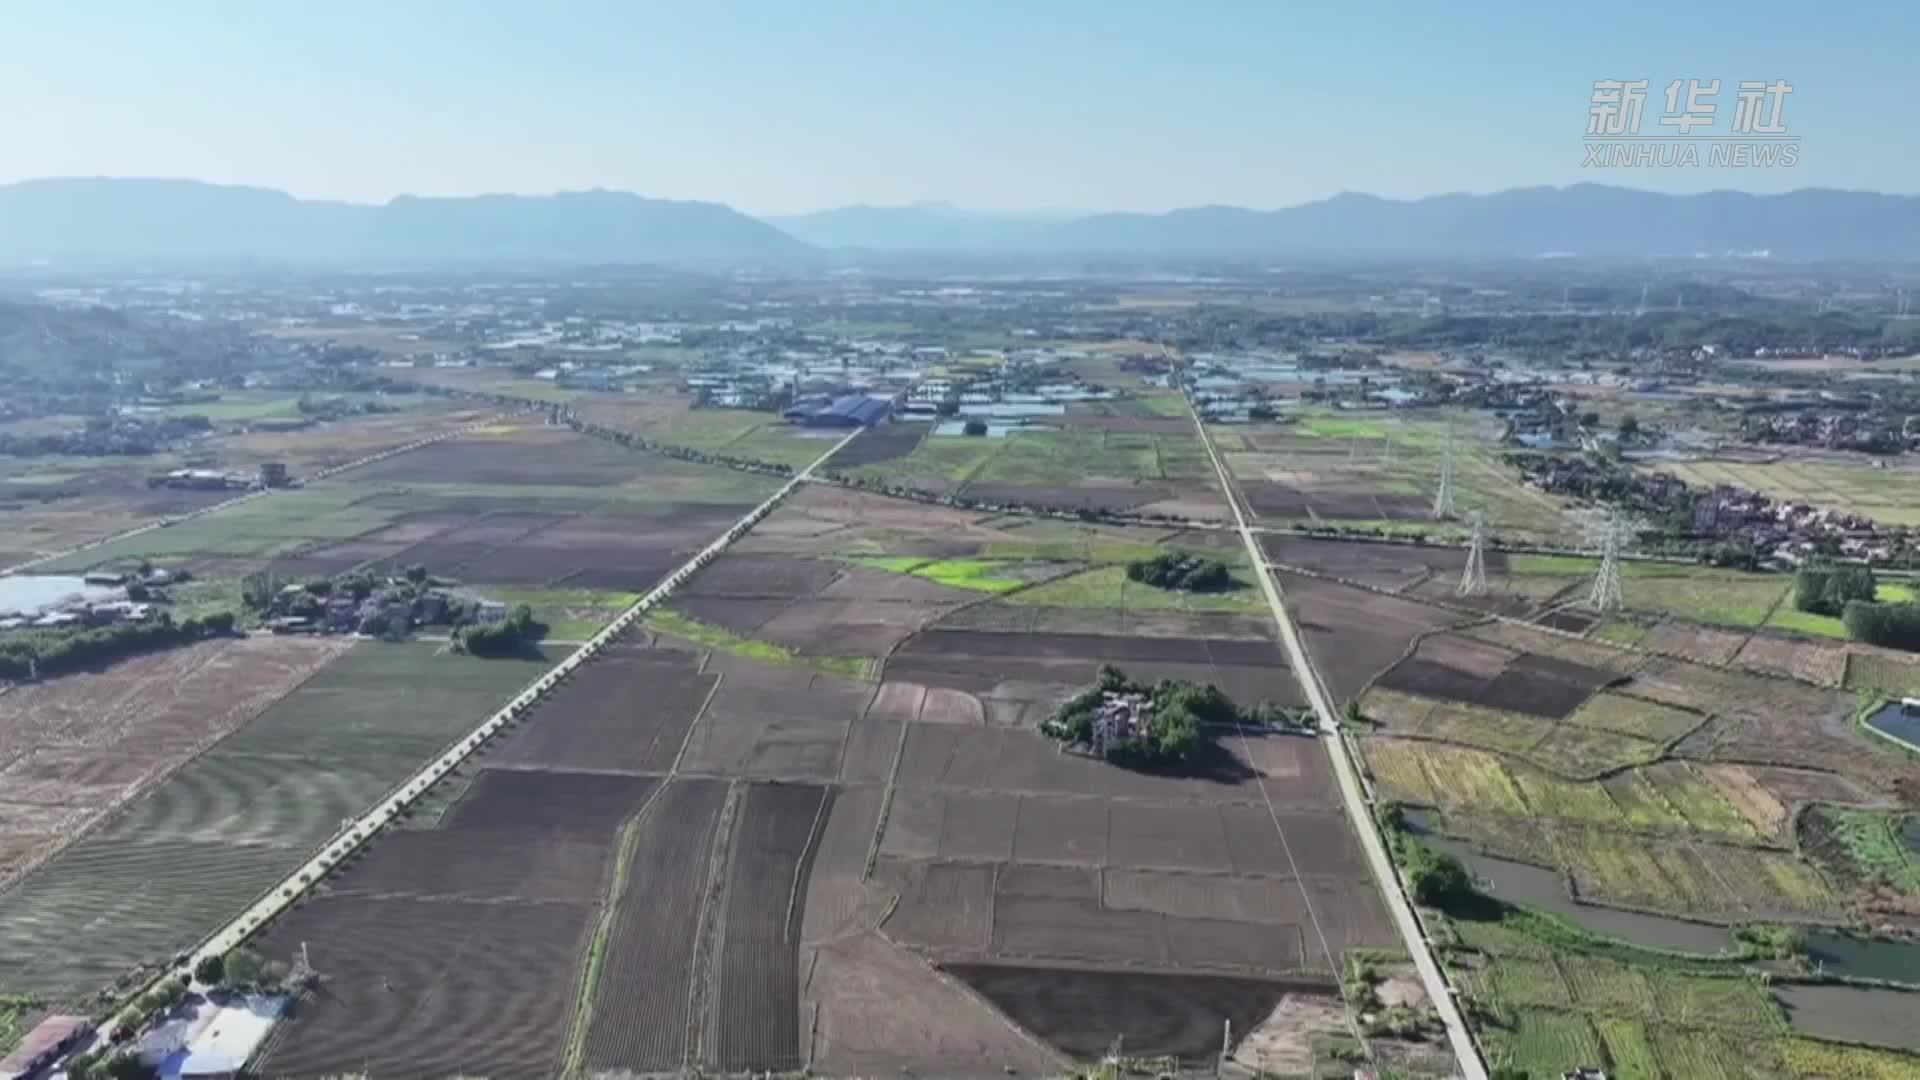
[5,179,1920,264]
[0,178,812,265]
[777,186,1920,260]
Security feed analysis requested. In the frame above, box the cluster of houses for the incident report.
[262,578,506,636]
[148,462,290,491]
[1741,410,1917,454]
[1688,484,1896,564]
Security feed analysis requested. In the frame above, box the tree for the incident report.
[192,953,224,985]
[404,564,428,584]
[1405,845,1475,909]
[1617,414,1640,437]
[961,419,988,437]
[224,946,264,986]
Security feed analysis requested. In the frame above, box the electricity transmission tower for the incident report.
[1432,428,1457,519]
[1458,510,1489,596]
[1573,510,1644,612]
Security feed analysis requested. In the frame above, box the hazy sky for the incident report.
[0,1,1903,214]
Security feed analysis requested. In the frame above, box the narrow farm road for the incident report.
[177,426,864,984]
[1179,370,1489,1080]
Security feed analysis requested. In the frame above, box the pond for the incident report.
[0,574,116,616]
[1801,931,1920,985]
[1418,830,1733,955]
[1901,815,1920,858]
[1774,983,1920,1052]
[1864,701,1920,751]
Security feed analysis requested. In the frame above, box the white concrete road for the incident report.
[174,426,862,984]
[1182,379,1489,1080]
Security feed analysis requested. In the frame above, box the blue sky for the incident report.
[0,1,1904,213]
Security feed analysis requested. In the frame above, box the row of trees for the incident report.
[1125,551,1233,592]
[1842,601,1920,651]
[0,611,237,681]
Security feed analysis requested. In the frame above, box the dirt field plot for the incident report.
[803,931,1066,1076]
[825,422,930,468]
[1375,638,1613,721]
[326,828,614,903]
[0,642,554,1002]
[672,553,977,659]
[946,963,1301,1061]
[585,777,729,1074]
[0,636,348,885]
[442,767,658,834]
[492,644,715,773]
[1277,572,1462,702]
[886,628,1302,712]
[888,724,1319,805]
[252,896,591,1080]
[675,656,872,780]
[712,781,833,1072]
[882,859,997,950]
[1733,633,1848,686]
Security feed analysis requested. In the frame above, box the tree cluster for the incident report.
[1125,551,1232,593]
[1043,665,1285,766]
[0,611,236,681]
[1842,600,1920,651]
[456,604,548,657]
[1794,563,1877,616]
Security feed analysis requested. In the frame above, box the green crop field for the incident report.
[1509,555,1792,629]
[844,555,1028,593]
[646,608,872,678]
[1805,806,1920,894]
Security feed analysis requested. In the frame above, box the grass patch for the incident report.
[1809,806,1920,894]
[844,556,1026,593]
[483,586,640,640]
[1591,618,1652,647]
[1001,563,1264,613]
[646,608,871,679]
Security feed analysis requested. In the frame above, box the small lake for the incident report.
[1901,816,1920,857]
[1774,983,1920,1052]
[0,575,116,616]
[1864,701,1920,751]
[1802,931,1920,985]
[1419,830,1732,955]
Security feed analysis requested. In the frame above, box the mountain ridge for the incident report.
[0,178,814,265]
[7,178,1920,263]
[775,184,1920,259]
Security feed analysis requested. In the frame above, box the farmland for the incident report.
[0,636,350,886]
[0,642,561,1002]
[1217,408,1573,541]
[1651,453,1920,527]
[830,423,1232,519]
[0,395,487,567]
[12,294,1920,1080]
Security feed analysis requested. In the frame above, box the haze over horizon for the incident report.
[2,1,1908,215]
